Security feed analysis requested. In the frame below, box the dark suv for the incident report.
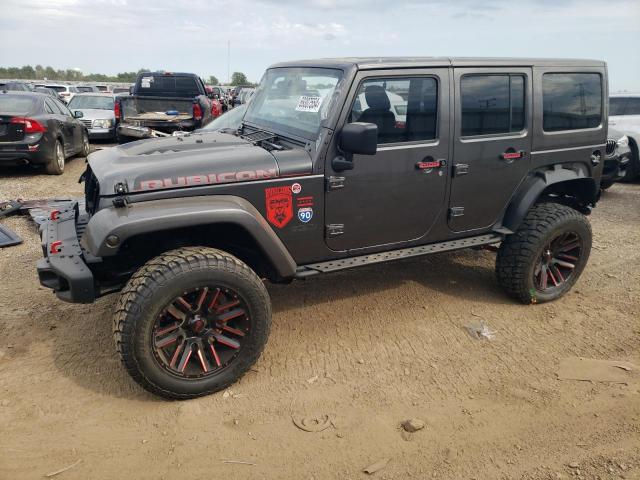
[37,57,607,399]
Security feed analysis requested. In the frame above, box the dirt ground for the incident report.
[0,149,639,480]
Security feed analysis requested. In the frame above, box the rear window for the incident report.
[136,75,201,97]
[48,86,66,93]
[542,73,602,132]
[0,95,38,115]
[68,95,115,110]
[610,97,640,116]
[76,86,94,93]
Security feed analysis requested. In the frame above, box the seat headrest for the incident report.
[365,85,391,111]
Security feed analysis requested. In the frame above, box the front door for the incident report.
[448,68,533,232]
[325,69,450,251]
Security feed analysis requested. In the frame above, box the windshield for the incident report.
[68,95,115,110]
[244,67,343,139]
[610,97,640,116]
[0,95,38,115]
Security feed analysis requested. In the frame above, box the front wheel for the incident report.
[114,247,271,399]
[496,203,592,304]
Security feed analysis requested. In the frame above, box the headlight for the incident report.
[93,119,113,129]
[617,135,629,148]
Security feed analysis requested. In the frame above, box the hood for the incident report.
[608,127,625,140]
[76,108,115,121]
[88,131,310,196]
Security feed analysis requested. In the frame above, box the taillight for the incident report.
[211,100,221,118]
[11,117,47,133]
[114,101,121,120]
[193,103,203,121]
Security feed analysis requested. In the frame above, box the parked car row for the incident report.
[0,80,133,104]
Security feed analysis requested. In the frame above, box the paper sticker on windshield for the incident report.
[140,76,154,88]
[295,96,322,113]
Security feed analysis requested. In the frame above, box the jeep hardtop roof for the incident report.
[270,57,605,70]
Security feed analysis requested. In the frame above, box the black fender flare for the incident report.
[81,195,297,279]
[502,164,599,232]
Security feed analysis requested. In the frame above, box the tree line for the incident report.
[1,65,253,86]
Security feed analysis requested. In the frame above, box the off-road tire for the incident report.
[113,247,271,400]
[45,139,65,175]
[496,203,592,304]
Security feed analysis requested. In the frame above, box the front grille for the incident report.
[80,119,93,128]
[605,139,617,156]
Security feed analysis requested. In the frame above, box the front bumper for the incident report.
[37,204,96,303]
[602,151,631,183]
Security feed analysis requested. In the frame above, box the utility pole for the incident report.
[227,40,230,85]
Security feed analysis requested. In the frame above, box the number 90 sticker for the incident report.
[295,96,322,113]
[298,207,313,223]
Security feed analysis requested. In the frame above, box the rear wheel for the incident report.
[45,139,65,175]
[496,203,591,304]
[78,130,90,157]
[114,247,271,399]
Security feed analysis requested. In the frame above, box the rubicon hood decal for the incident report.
[136,169,277,191]
[86,132,300,195]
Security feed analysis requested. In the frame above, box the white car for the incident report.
[609,93,640,180]
[41,84,79,104]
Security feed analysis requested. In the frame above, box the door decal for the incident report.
[265,186,293,228]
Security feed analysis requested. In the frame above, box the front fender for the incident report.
[81,195,297,279]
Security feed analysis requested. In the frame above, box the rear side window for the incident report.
[610,97,640,116]
[542,73,602,132]
[461,74,526,136]
[350,76,438,144]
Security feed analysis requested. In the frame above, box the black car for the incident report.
[0,91,90,174]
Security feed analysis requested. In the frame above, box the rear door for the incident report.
[47,98,76,153]
[448,68,533,232]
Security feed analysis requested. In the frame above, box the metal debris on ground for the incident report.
[0,224,22,248]
[0,200,22,218]
[464,320,496,340]
[363,457,390,475]
[291,414,333,432]
[44,459,82,478]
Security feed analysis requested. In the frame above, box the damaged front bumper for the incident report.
[36,203,96,303]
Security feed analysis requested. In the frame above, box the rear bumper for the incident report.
[0,136,48,165]
[37,205,96,303]
[118,120,197,138]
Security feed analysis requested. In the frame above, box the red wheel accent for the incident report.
[534,232,582,293]
[151,286,250,379]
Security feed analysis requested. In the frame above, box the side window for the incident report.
[542,73,602,132]
[55,99,73,117]
[350,77,438,144]
[461,74,525,137]
[44,99,55,114]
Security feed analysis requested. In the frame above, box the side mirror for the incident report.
[340,122,377,155]
[73,110,83,118]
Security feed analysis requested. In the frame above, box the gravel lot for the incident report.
[0,148,639,479]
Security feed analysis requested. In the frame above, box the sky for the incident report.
[0,0,638,92]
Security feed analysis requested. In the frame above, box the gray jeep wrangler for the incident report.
[37,57,607,399]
